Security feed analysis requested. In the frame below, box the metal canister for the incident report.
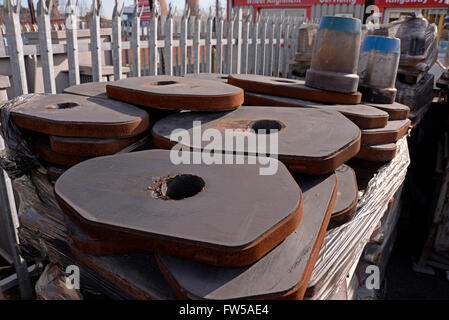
[295,24,318,63]
[305,16,362,93]
[358,35,401,104]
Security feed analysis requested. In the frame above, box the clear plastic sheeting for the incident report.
[35,264,83,300]
[0,94,42,179]
[306,136,410,300]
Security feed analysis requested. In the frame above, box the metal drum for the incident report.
[358,36,401,104]
[306,16,362,93]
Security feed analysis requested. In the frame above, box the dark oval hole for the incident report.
[153,81,177,86]
[47,102,79,110]
[164,174,205,200]
[220,76,228,80]
[251,120,284,134]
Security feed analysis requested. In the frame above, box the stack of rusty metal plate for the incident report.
[40,73,373,300]
[9,93,150,178]
[226,72,410,191]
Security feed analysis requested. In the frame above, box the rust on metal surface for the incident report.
[11,94,150,138]
[331,165,358,222]
[184,73,229,83]
[27,136,91,166]
[356,142,398,162]
[361,119,411,145]
[49,133,147,156]
[152,107,361,175]
[70,245,177,300]
[156,173,337,300]
[243,91,389,129]
[363,102,410,120]
[63,82,108,99]
[228,74,362,105]
[55,150,303,267]
[106,76,244,111]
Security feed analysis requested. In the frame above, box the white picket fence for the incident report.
[0,0,306,98]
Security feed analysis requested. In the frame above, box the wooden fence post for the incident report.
[37,0,56,93]
[65,0,80,86]
[3,0,28,96]
[112,0,124,80]
[90,0,102,82]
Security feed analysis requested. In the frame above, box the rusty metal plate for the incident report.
[244,91,389,129]
[64,82,176,125]
[362,102,410,120]
[49,134,146,157]
[356,142,397,162]
[63,82,108,99]
[361,119,411,145]
[156,173,337,300]
[55,150,302,267]
[26,136,91,166]
[65,215,142,256]
[11,94,150,138]
[106,76,243,111]
[184,73,229,83]
[152,107,361,175]
[72,247,178,300]
[228,74,362,105]
[68,230,177,300]
[332,165,358,221]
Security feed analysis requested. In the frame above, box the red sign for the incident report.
[233,0,365,7]
[138,0,151,21]
[375,0,448,7]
